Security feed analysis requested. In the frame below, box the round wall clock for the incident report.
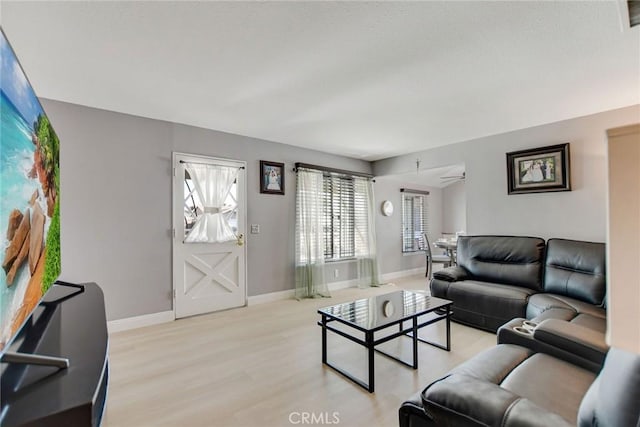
[381,200,394,216]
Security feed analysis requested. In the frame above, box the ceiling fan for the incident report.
[440,171,465,184]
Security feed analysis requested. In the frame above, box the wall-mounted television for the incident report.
[0,28,61,354]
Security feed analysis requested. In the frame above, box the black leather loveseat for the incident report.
[430,236,606,333]
[399,344,640,427]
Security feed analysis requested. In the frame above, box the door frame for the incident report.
[171,151,248,317]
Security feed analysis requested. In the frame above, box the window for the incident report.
[183,170,238,239]
[295,163,373,264]
[401,190,429,253]
[323,175,355,260]
[319,174,372,261]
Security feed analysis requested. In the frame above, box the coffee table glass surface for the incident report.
[318,290,451,332]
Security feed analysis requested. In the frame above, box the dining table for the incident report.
[433,239,458,266]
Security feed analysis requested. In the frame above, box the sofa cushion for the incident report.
[501,353,596,423]
[457,236,545,291]
[505,399,574,427]
[445,280,535,331]
[450,343,533,383]
[570,314,606,334]
[544,239,606,305]
[421,344,594,426]
[527,293,606,322]
[527,307,576,323]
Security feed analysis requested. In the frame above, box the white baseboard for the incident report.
[107,310,175,334]
[380,267,424,283]
[328,278,360,291]
[247,278,360,306]
[110,269,425,327]
[248,289,295,305]
[247,269,422,306]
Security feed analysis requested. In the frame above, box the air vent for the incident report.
[629,1,640,27]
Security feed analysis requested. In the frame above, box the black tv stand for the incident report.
[1,282,109,427]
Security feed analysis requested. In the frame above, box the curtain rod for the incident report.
[294,162,374,179]
[401,188,430,195]
[180,160,245,169]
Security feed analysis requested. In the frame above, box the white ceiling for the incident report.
[1,1,638,161]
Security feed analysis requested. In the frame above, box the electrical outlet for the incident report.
[334,269,339,278]
[251,224,260,234]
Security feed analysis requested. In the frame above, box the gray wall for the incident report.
[42,99,370,321]
[50,104,174,322]
[442,180,466,234]
[374,105,640,242]
[44,98,639,321]
[374,177,442,276]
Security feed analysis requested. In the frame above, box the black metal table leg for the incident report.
[404,306,453,351]
[412,316,418,369]
[445,306,451,351]
[366,331,374,393]
[322,314,327,364]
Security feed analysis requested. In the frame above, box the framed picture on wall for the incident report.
[506,143,571,195]
[260,160,285,195]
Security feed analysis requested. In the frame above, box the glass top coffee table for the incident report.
[318,290,452,393]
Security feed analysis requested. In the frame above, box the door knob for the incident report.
[237,233,244,246]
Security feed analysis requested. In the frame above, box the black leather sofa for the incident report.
[399,236,620,427]
[430,236,606,333]
[399,344,640,427]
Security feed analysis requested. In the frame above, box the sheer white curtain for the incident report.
[184,164,238,243]
[355,177,380,287]
[295,169,329,299]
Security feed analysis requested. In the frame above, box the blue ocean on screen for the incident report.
[0,90,41,345]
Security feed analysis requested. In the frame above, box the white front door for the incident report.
[172,153,246,318]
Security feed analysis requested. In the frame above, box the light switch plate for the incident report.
[251,224,260,234]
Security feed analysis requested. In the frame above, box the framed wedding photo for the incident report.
[260,160,285,195]
[506,143,571,195]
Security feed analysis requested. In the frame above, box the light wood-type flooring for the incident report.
[103,275,495,427]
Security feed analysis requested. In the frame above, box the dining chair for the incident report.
[422,233,452,280]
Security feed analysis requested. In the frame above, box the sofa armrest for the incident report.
[399,392,435,427]
[533,319,608,365]
[432,266,468,282]
[423,374,572,427]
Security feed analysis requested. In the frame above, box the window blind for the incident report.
[401,192,429,253]
[296,163,373,262]
[323,175,355,260]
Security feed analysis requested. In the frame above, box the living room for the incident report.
[0,1,639,427]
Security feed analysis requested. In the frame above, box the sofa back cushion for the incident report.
[457,236,545,291]
[544,239,606,305]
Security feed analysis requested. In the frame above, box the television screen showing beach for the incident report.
[0,30,60,351]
